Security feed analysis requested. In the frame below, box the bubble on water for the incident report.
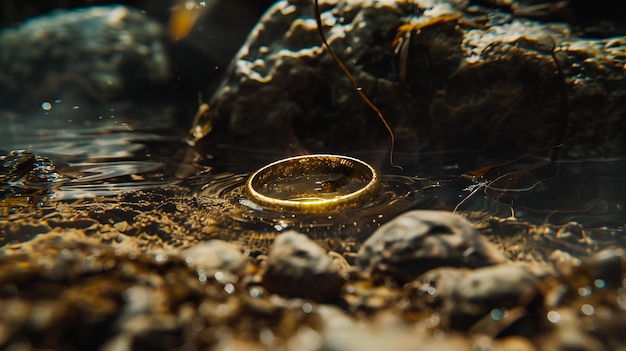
[490,308,504,321]
[297,326,322,350]
[259,328,274,345]
[154,254,168,263]
[547,310,561,323]
[197,269,207,284]
[302,302,313,314]
[214,303,230,317]
[581,304,595,316]
[578,286,592,297]
[249,287,264,298]
[214,271,224,282]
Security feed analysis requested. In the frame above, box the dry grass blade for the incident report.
[313,0,402,170]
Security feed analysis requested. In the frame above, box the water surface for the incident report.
[1,100,624,256]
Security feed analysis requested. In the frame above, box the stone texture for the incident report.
[180,239,248,274]
[262,230,345,301]
[567,247,625,289]
[189,0,626,160]
[413,263,542,330]
[322,326,473,351]
[539,308,607,351]
[0,150,64,201]
[0,231,308,350]
[356,210,507,283]
[0,5,171,109]
[2,199,626,349]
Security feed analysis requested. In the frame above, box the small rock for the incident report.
[213,339,267,351]
[321,324,472,351]
[548,247,626,307]
[414,263,542,330]
[357,210,507,283]
[118,315,180,351]
[576,248,625,289]
[492,336,537,351]
[0,150,65,205]
[180,240,247,274]
[0,150,63,185]
[262,230,344,302]
[539,308,606,351]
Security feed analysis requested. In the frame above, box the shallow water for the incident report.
[2,103,624,255]
[1,2,624,253]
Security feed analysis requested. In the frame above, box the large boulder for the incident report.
[0,5,171,109]
[189,0,626,160]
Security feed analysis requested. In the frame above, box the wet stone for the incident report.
[2,196,626,348]
[413,263,543,330]
[492,336,537,351]
[356,210,507,283]
[0,150,64,202]
[0,232,279,350]
[0,5,171,108]
[262,230,345,302]
[321,323,473,351]
[572,248,625,289]
[1,150,62,184]
[539,308,607,351]
[549,247,626,307]
[190,0,626,159]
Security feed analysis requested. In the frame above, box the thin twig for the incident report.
[313,0,402,170]
[548,40,568,163]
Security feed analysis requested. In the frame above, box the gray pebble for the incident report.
[357,210,507,283]
[262,230,344,302]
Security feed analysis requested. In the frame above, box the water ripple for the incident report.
[190,172,440,243]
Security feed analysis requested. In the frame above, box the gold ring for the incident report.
[245,154,379,213]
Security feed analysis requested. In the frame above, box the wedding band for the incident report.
[246,154,379,213]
